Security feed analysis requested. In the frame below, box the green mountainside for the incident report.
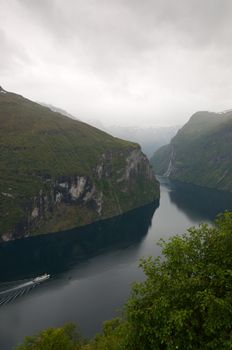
[0,86,159,241]
[150,110,232,191]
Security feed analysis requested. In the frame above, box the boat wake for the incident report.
[0,274,50,307]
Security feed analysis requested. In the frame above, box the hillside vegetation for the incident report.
[150,110,232,191]
[16,212,232,349]
[0,87,159,240]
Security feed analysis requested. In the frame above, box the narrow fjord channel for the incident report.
[0,177,232,350]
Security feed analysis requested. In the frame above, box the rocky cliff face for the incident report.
[1,147,158,242]
[0,88,159,241]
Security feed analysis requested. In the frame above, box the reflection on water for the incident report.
[159,177,232,222]
[0,178,232,350]
[0,201,158,282]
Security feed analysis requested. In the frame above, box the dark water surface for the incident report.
[0,177,232,349]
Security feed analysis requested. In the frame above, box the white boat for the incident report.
[33,274,50,283]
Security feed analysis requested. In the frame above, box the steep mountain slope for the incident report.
[150,110,232,191]
[0,86,159,241]
[38,102,77,120]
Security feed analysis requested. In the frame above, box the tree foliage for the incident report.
[14,323,85,350]
[124,212,232,349]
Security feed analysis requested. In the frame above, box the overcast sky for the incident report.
[1,0,232,127]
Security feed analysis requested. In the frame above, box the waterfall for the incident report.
[164,147,174,177]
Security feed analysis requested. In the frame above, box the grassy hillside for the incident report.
[0,87,159,240]
[150,110,232,191]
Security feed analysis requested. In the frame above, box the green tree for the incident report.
[15,323,85,350]
[124,212,232,349]
[85,318,127,350]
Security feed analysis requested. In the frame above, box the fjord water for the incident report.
[1,177,232,350]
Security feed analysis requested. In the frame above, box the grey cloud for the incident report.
[1,0,232,127]
[0,27,31,74]
[19,0,232,48]
[15,0,232,80]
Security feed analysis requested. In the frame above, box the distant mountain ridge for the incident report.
[0,87,159,241]
[150,110,232,191]
[101,124,180,157]
[37,105,179,158]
